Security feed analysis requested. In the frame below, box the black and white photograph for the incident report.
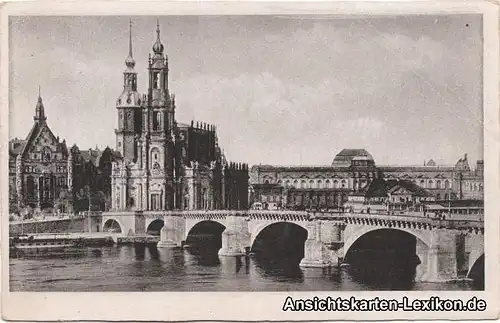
[2,1,499,321]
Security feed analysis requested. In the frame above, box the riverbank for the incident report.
[9,232,160,250]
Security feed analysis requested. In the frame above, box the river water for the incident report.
[9,245,480,291]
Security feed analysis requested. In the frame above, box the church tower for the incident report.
[140,20,176,210]
[115,20,142,162]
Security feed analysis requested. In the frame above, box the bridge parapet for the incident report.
[248,210,309,221]
[343,212,483,233]
[157,210,248,217]
[147,210,311,222]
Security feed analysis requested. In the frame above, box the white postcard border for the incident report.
[1,1,499,321]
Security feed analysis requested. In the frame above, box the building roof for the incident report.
[9,139,27,157]
[378,165,455,172]
[332,149,374,166]
[250,165,351,173]
[352,178,433,198]
[73,146,121,166]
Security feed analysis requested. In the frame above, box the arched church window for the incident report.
[428,180,434,189]
[444,180,450,189]
[333,180,339,189]
[436,180,441,189]
[309,180,314,189]
[325,180,331,189]
[341,179,347,188]
[300,180,306,189]
[420,180,425,187]
[150,148,160,169]
[153,112,160,130]
[153,72,160,89]
[293,180,298,188]
[317,180,323,189]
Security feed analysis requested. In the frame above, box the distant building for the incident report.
[110,21,248,211]
[250,149,483,210]
[345,178,435,213]
[8,94,119,214]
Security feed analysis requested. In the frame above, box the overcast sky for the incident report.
[9,15,483,166]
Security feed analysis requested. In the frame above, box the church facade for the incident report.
[110,22,248,212]
[249,149,483,210]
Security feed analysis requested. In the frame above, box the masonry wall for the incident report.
[9,216,103,235]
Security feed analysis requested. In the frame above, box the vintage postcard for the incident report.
[1,0,499,321]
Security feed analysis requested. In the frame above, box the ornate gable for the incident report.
[21,123,64,161]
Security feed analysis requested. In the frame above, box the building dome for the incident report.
[152,39,164,54]
[152,21,164,54]
[332,149,375,166]
[116,90,142,107]
[352,155,371,161]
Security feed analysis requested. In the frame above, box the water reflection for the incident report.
[9,245,482,292]
[252,255,304,283]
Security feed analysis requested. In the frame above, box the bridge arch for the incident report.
[146,219,164,236]
[249,220,311,248]
[342,226,430,287]
[250,221,309,261]
[343,225,431,258]
[467,253,484,279]
[184,218,227,241]
[103,218,123,233]
[184,219,227,252]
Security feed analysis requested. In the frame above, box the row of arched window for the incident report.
[263,177,454,190]
[465,182,483,192]
[418,179,450,189]
[264,179,349,189]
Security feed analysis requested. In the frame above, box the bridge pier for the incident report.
[157,215,185,249]
[219,215,250,257]
[300,221,340,268]
[415,229,459,282]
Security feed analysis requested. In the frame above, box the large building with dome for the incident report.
[249,149,483,210]
[110,21,248,212]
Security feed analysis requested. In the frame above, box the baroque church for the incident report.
[110,21,248,212]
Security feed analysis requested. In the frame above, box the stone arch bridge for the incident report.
[101,209,483,283]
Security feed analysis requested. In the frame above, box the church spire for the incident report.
[129,19,133,58]
[34,87,46,124]
[122,19,137,92]
[125,19,136,69]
